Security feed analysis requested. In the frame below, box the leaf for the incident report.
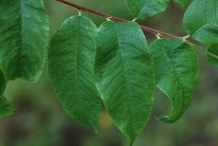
[207,44,218,69]
[0,96,16,118]
[173,0,192,9]
[183,0,218,44]
[0,70,16,118]
[124,0,169,20]
[48,16,101,132]
[0,71,6,97]
[0,0,49,82]
[95,21,155,145]
[149,39,199,123]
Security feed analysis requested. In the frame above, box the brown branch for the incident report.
[56,0,182,40]
[55,0,218,60]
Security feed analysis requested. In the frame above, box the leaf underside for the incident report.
[0,0,49,82]
[125,0,169,20]
[149,39,199,123]
[48,16,101,132]
[184,0,218,44]
[95,21,155,145]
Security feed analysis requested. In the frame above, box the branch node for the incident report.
[182,35,190,41]
[132,18,137,22]
[56,0,183,41]
[156,33,161,39]
[106,17,112,21]
[78,9,82,16]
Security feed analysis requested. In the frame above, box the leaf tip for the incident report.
[94,129,100,135]
[155,116,175,124]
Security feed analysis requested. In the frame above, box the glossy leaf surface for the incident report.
[95,21,155,145]
[125,0,169,20]
[149,39,199,123]
[0,0,49,82]
[184,0,218,44]
[48,16,101,132]
[207,44,218,69]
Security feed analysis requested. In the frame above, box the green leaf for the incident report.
[183,0,218,44]
[95,21,155,145]
[174,0,192,9]
[48,16,101,132]
[149,39,199,123]
[0,0,49,82]
[0,70,16,118]
[0,96,16,118]
[207,44,218,69]
[124,0,169,20]
[0,71,6,97]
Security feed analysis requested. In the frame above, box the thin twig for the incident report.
[187,42,218,60]
[56,0,218,59]
[56,0,182,40]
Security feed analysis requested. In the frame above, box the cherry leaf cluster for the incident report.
[1,0,218,145]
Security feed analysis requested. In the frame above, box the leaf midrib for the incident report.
[191,0,218,35]
[20,0,23,77]
[76,17,96,130]
[113,22,134,141]
[160,40,184,117]
[192,18,218,35]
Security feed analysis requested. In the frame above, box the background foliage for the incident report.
[1,0,218,146]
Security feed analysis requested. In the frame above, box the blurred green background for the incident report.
[1,0,218,146]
